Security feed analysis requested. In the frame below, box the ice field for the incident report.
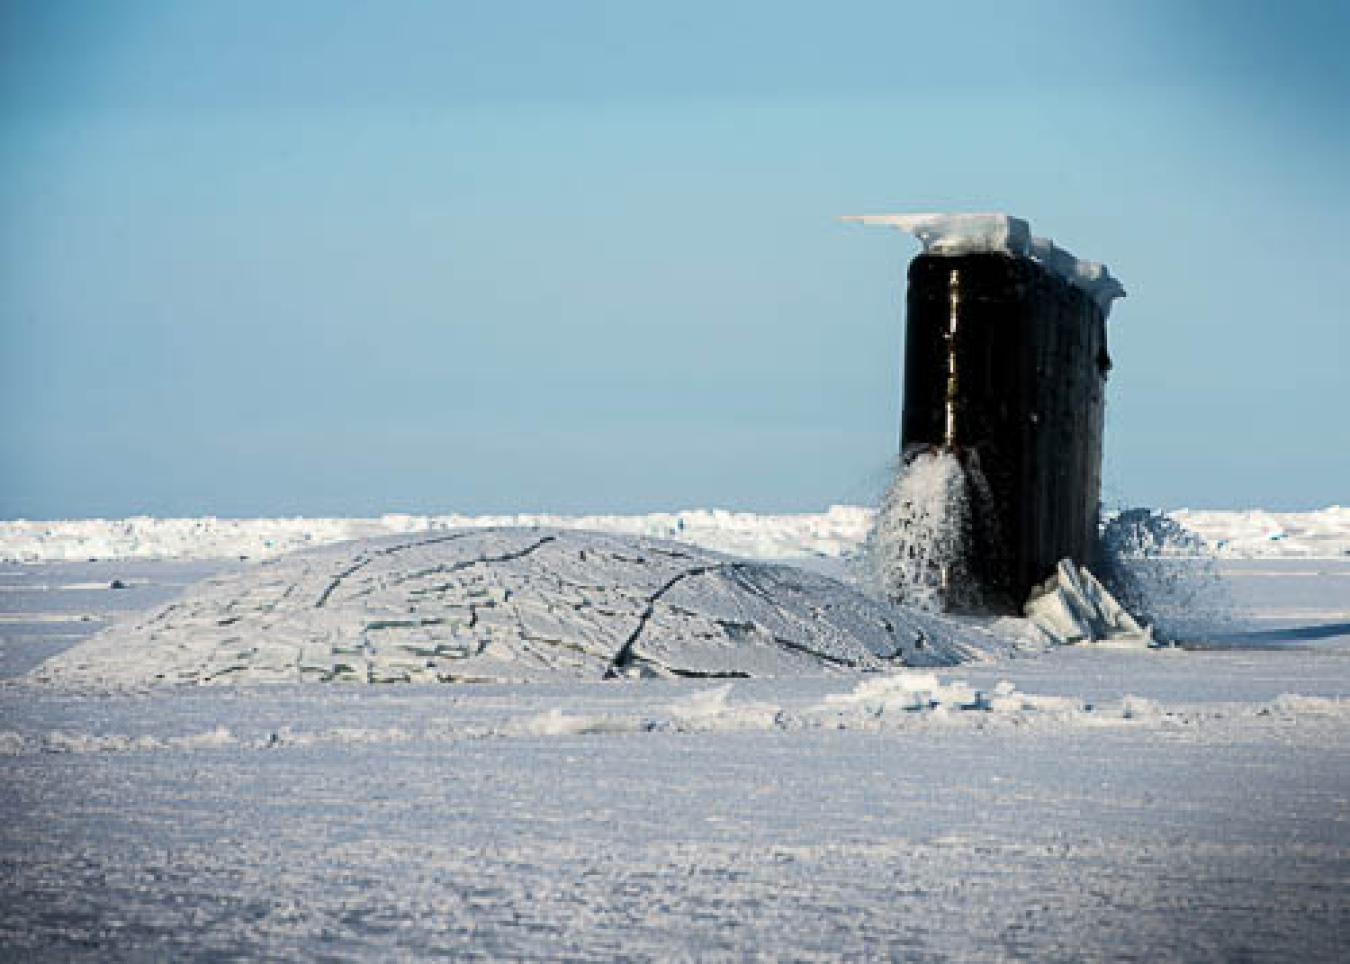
[1,510,1348,960]
[3,504,1347,564]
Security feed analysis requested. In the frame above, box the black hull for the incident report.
[901,252,1109,611]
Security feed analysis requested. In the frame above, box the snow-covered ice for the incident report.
[1173,505,1350,558]
[0,507,877,564]
[2,518,1349,959]
[3,504,1347,564]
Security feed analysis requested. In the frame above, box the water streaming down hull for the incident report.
[860,449,987,613]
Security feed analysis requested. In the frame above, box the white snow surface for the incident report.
[31,528,1016,690]
[1173,505,1350,557]
[0,506,873,563]
[839,212,1127,315]
[3,504,1347,563]
[3,549,1349,958]
[6,672,1312,757]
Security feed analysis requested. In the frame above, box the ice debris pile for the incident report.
[9,675,1338,756]
[13,674,1295,756]
[1024,560,1153,648]
[31,528,1018,689]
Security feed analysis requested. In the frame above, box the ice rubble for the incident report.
[31,528,1020,689]
[11,672,1343,756]
[3,506,1347,564]
[1024,560,1153,649]
[0,507,875,563]
[838,212,1126,316]
[1172,505,1350,558]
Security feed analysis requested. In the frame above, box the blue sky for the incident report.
[2,1,1346,517]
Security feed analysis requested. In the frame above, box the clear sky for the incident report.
[2,0,1346,518]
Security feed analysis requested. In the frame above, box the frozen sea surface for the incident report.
[2,554,1349,960]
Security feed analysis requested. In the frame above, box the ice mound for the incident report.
[29,528,1011,689]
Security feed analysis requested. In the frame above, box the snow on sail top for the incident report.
[838,213,1126,316]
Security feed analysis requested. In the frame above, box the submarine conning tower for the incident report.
[842,213,1127,613]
